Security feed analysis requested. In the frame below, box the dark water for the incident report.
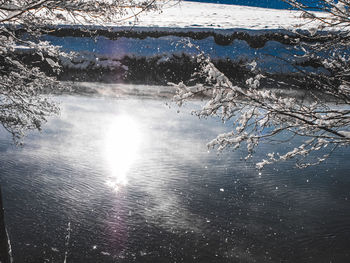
[0,92,350,263]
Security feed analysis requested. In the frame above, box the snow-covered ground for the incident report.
[44,1,319,31]
[50,36,306,73]
[124,1,312,30]
[16,1,330,83]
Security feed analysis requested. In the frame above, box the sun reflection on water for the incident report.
[104,115,141,191]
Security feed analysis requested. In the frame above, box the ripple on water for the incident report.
[0,96,349,262]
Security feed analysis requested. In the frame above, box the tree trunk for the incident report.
[0,187,12,263]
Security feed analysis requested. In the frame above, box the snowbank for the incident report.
[47,1,319,31]
[14,1,333,84]
[125,1,309,30]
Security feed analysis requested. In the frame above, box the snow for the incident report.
[31,1,334,76]
[338,131,350,138]
[11,1,334,77]
[110,1,317,30]
[15,1,321,31]
[44,35,316,73]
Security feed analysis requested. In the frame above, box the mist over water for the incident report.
[0,87,350,262]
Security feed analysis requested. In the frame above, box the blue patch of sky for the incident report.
[184,0,325,10]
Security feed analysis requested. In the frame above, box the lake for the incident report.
[0,85,349,262]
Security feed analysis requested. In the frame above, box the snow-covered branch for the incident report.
[0,0,164,142]
[173,31,350,168]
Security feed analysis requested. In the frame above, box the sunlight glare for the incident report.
[104,115,141,190]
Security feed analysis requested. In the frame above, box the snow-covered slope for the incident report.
[126,1,310,30]
[34,1,321,31]
[17,1,330,84]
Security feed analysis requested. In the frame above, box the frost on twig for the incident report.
[172,1,350,169]
[0,0,163,143]
[173,49,350,169]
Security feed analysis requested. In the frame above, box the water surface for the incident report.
[0,90,349,262]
